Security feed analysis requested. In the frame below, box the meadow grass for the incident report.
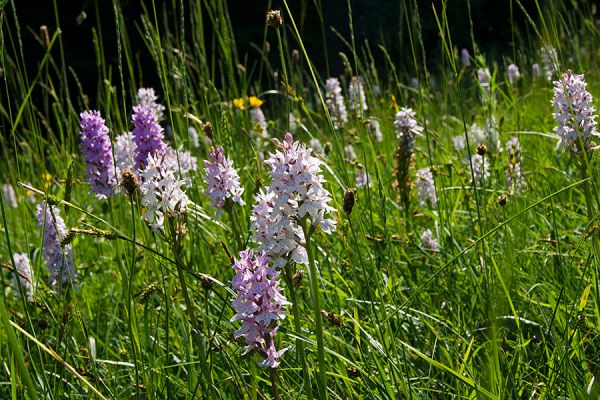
[0,0,599,398]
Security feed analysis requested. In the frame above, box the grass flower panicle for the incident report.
[79,110,117,198]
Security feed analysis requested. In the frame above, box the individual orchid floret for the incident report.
[79,110,117,198]
[137,87,166,121]
[552,70,598,154]
[139,153,189,232]
[36,202,77,291]
[11,252,35,302]
[410,77,419,89]
[114,132,135,176]
[415,167,436,208]
[132,104,168,173]
[507,64,520,85]
[348,76,368,115]
[231,249,289,368]
[505,136,524,192]
[2,183,17,208]
[203,146,245,217]
[325,77,348,129]
[421,229,439,251]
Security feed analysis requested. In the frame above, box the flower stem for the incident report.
[169,221,215,398]
[269,367,281,400]
[303,223,328,399]
[284,265,314,400]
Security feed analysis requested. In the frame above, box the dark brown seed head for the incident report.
[343,188,357,215]
[203,121,213,140]
[498,195,507,206]
[266,10,282,27]
[477,144,487,156]
[120,170,139,197]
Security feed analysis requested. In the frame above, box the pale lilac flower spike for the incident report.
[416,167,436,208]
[325,77,348,129]
[139,153,189,232]
[2,184,17,208]
[12,253,34,302]
[251,132,336,269]
[203,146,245,217]
[552,70,599,154]
[79,110,117,198]
[36,202,77,291]
[132,104,168,173]
[114,132,135,176]
[137,87,166,121]
[231,249,289,368]
[421,229,439,251]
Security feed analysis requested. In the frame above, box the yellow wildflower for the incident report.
[233,97,246,110]
[43,172,52,189]
[248,96,264,108]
